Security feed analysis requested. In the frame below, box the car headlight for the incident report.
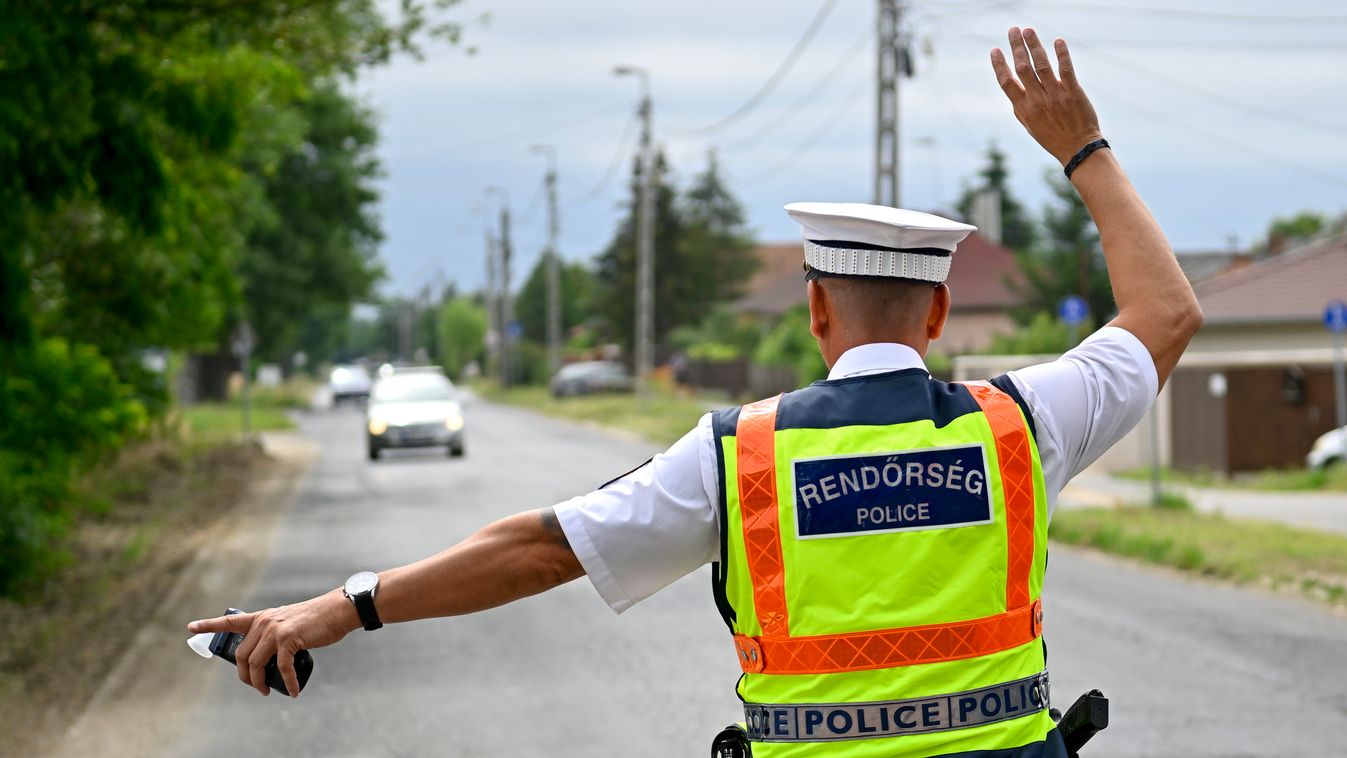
[445,414,464,432]
[368,417,388,435]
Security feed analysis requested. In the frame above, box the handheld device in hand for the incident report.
[187,608,314,696]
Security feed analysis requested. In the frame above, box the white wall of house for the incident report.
[938,310,1016,355]
[1188,322,1330,354]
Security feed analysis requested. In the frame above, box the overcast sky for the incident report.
[353,0,1347,298]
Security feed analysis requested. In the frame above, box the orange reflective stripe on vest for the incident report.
[736,394,789,638]
[963,380,1036,612]
[731,381,1041,675]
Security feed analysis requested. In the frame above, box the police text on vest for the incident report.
[791,444,994,539]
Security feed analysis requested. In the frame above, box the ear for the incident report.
[927,284,951,341]
[807,279,828,340]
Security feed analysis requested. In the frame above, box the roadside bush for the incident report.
[0,339,145,596]
[985,311,1095,355]
[754,305,826,385]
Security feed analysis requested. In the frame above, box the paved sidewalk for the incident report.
[1058,470,1347,536]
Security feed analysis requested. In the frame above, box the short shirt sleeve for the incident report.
[1005,326,1159,516]
[553,414,719,613]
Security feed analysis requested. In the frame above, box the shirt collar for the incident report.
[827,343,929,380]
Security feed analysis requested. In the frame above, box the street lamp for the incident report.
[614,64,655,398]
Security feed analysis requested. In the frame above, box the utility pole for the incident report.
[874,0,902,207]
[616,65,655,397]
[483,225,499,380]
[498,203,513,388]
[531,144,563,376]
[486,186,512,387]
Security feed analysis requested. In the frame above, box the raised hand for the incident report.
[990,27,1102,167]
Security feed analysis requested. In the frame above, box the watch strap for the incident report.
[350,589,383,631]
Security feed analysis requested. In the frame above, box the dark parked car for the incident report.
[366,369,465,459]
[550,361,634,398]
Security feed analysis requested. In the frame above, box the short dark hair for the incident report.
[812,270,935,336]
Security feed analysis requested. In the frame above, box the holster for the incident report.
[710,723,752,757]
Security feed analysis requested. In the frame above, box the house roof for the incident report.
[1174,249,1249,284]
[732,234,1023,317]
[1193,237,1347,325]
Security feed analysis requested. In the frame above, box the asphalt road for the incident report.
[163,399,1347,758]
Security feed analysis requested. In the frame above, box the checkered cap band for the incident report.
[803,240,952,283]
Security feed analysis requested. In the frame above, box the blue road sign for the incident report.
[1325,300,1347,333]
[507,320,524,339]
[1057,295,1089,325]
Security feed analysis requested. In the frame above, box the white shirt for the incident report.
[555,326,1158,613]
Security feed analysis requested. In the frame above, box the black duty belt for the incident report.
[744,670,1050,743]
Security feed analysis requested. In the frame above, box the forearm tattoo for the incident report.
[539,507,572,549]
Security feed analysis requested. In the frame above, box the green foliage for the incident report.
[438,298,487,380]
[0,339,145,593]
[0,0,468,597]
[1153,491,1193,511]
[1050,506,1347,607]
[753,306,827,385]
[516,258,596,345]
[1009,173,1114,327]
[1266,211,1329,245]
[241,83,386,365]
[955,143,1037,251]
[925,349,952,379]
[985,311,1094,355]
[594,150,758,354]
[670,306,763,362]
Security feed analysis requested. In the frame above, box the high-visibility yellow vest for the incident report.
[710,370,1055,757]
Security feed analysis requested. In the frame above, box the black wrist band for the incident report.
[1063,138,1109,179]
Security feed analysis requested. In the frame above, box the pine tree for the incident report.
[956,144,1037,252]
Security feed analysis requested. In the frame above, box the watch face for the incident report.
[345,571,378,596]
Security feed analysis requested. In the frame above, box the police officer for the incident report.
[189,27,1201,757]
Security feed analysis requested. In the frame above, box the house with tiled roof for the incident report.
[1188,238,1347,353]
[1167,237,1347,472]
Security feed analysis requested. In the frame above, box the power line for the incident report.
[1078,43,1347,135]
[1023,2,1347,24]
[931,23,1347,52]
[662,0,839,135]
[724,27,871,151]
[519,177,547,225]
[575,109,640,202]
[738,76,870,185]
[1089,81,1347,189]
[1066,38,1347,50]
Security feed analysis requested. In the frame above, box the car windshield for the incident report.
[372,376,454,403]
[331,365,369,383]
[558,363,595,379]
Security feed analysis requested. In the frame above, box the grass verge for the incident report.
[1050,505,1347,607]
[476,383,719,446]
[178,400,296,446]
[0,427,276,755]
[1118,464,1347,492]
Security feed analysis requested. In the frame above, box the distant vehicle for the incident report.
[550,361,634,398]
[329,364,372,401]
[366,370,465,460]
[1306,426,1346,470]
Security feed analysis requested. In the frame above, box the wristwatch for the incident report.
[343,571,383,631]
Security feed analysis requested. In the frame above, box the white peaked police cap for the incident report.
[784,202,977,284]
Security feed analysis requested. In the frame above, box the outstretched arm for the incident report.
[990,26,1202,387]
[187,508,583,697]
